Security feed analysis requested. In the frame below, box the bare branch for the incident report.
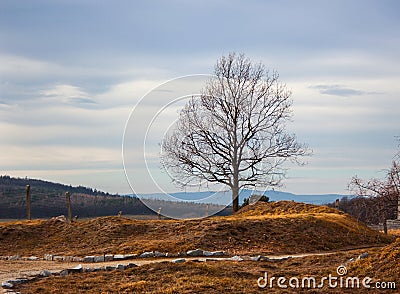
[161,53,311,212]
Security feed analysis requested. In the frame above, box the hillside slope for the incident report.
[350,237,400,283]
[0,201,392,257]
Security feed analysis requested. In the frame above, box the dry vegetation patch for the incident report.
[350,237,400,283]
[14,249,390,294]
[0,201,393,257]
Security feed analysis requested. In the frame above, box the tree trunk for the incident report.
[66,192,72,223]
[383,217,388,234]
[26,185,31,220]
[232,185,239,213]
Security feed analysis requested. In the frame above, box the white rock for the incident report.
[40,270,52,277]
[93,256,105,262]
[172,258,186,263]
[113,254,125,260]
[1,281,13,288]
[43,254,53,261]
[250,255,261,261]
[211,251,226,256]
[227,255,244,262]
[139,252,155,258]
[154,251,166,257]
[187,249,204,257]
[83,256,95,262]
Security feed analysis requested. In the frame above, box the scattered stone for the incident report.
[250,255,262,261]
[104,254,114,262]
[113,254,136,260]
[50,215,67,223]
[72,257,84,262]
[227,256,244,262]
[1,281,13,289]
[259,256,270,262]
[43,254,53,261]
[27,256,40,261]
[126,263,138,269]
[113,254,125,260]
[124,254,137,260]
[83,256,95,263]
[154,251,166,257]
[116,264,125,270]
[39,270,52,277]
[210,251,226,256]
[7,279,28,285]
[357,252,369,260]
[187,249,204,257]
[93,256,105,263]
[345,257,355,265]
[139,251,155,258]
[93,267,104,272]
[63,256,74,262]
[59,270,68,277]
[105,266,117,271]
[8,256,19,261]
[53,256,64,262]
[68,264,83,273]
[203,251,213,256]
[172,258,186,263]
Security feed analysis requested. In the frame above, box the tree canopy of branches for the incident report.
[161,53,310,212]
[349,155,400,232]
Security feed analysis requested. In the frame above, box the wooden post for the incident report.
[66,192,72,222]
[26,185,31,220]
[157,207,162,220]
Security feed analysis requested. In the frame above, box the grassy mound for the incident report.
[350,237,400,283]
[236,200,340,216]
[0,202,393,257]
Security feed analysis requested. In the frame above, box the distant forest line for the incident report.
[0,176,229,219]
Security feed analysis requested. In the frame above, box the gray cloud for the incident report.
[68,97,97,104]
[310,84,380,97]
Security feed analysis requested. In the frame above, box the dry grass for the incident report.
[235,200,341,217]
[14,248,393,294]
[5,201,398,293]
[350,237,400,283]
[0,201,393,257]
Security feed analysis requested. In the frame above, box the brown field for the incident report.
[0,201,392,257]
[1,201,398,293]
[13,247,398,293]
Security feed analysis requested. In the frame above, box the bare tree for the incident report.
[349,160,400,233]
[161,53,311,212]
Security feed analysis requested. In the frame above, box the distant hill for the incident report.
[0,176,228,219]
[137,189,348,206]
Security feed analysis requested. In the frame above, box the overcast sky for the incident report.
[1,0,399,196]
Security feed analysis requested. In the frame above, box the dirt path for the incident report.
[0,251,354,284]
[2,246,381,294]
